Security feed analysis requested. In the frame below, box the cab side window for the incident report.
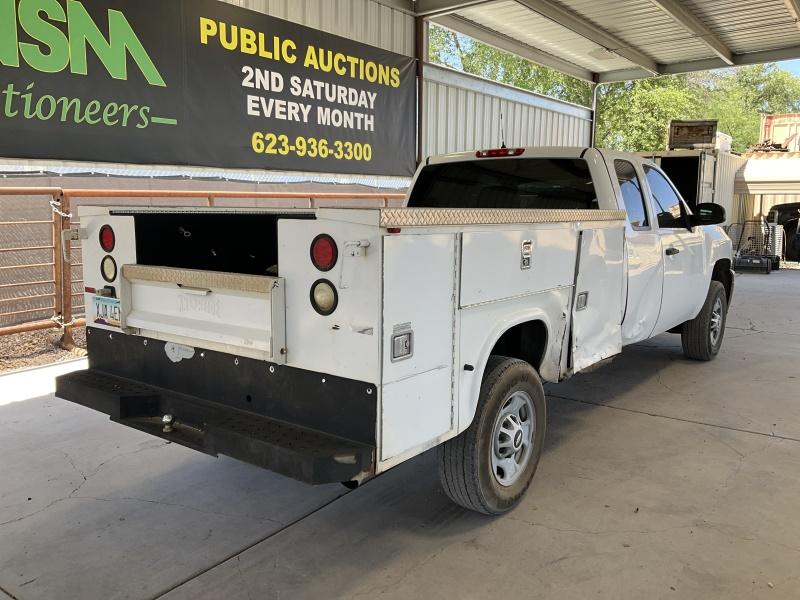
[644,166,686,229]
[614,160,649,229]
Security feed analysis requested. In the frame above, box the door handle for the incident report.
[665,247,680,256]
[177,284,212,296]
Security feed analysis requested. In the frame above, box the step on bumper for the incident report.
[56,369,375,485]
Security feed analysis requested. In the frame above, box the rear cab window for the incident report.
[408,158,599,210]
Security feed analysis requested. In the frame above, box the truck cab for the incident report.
[410,147,733,347]
[599,149,733,344]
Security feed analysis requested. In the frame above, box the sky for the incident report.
[780,59,800,76]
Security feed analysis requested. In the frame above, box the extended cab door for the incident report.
[611,159,664,344]
[642,165,707,334]
[570,225,625,372]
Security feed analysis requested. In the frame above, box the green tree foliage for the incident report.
[698,65,800,151]
[596,76,701,151]
[429,25,800,152]
[429,24,592,106]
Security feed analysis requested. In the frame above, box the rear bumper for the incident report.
[56,331,376,485]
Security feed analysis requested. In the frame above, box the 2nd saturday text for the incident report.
[243,67,378,132]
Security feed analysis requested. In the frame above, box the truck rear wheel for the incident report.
[681,281,727,361]
[438,356,546,515]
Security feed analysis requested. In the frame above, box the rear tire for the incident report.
[438,356,546,515]
[681,281,727,361]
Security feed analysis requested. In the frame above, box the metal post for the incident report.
[415,16,427,166]
[590,81,602,148]
[58,193,76,349]
[52,193,64,324]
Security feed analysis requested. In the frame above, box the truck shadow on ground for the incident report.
[544,334,706,452]
[153,335,696,599]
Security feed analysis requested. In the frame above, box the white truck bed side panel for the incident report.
[460,226,577,307]
[278,220,383,383]
[380,233,456,462]
[571,227,625,372]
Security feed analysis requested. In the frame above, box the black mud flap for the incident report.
[56,368,374,485]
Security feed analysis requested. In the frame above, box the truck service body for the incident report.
[57,147,734,514]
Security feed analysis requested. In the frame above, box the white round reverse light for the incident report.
[310,279,338,316]
[101,255,118,283]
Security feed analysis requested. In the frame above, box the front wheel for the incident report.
[438,356,546,515]
[681,281,728,361]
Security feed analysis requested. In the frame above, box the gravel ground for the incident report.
[0,327,86,374]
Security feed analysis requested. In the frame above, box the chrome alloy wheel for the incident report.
[710,297,724,346]
[491,391,536,487]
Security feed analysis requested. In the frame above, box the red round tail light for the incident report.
[99,225,115,252]
[310,234,338,272]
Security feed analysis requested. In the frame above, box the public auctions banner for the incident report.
[0,0,417,176]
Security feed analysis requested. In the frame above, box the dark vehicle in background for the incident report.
[767,202,800,261]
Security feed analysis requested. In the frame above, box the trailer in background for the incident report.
[760,114,800,153]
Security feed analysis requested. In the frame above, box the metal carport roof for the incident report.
[379,0,800,83]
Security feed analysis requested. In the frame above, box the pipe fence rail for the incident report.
[0,187,405,346]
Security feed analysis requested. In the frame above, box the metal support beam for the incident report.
[784,0,800,21]
[415,0,497,17]
[590,81,601,147]
[514,0,660,75]
[371,0,416,13]
[598,43,800,82]
[648,0,733,65]
[423,63,594,120]
[415,16,427,165]
[432,14,595,82]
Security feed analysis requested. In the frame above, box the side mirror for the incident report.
[691,203,726,227]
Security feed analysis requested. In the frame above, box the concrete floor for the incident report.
[1,270,798,600]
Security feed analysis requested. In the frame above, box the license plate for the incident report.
[93,296,121,328]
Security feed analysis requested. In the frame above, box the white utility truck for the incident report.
[57,148,734,515]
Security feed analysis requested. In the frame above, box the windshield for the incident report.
[408,158,598,210]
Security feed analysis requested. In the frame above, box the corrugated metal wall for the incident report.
[421,65,592,158]
[221,0,415,56]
